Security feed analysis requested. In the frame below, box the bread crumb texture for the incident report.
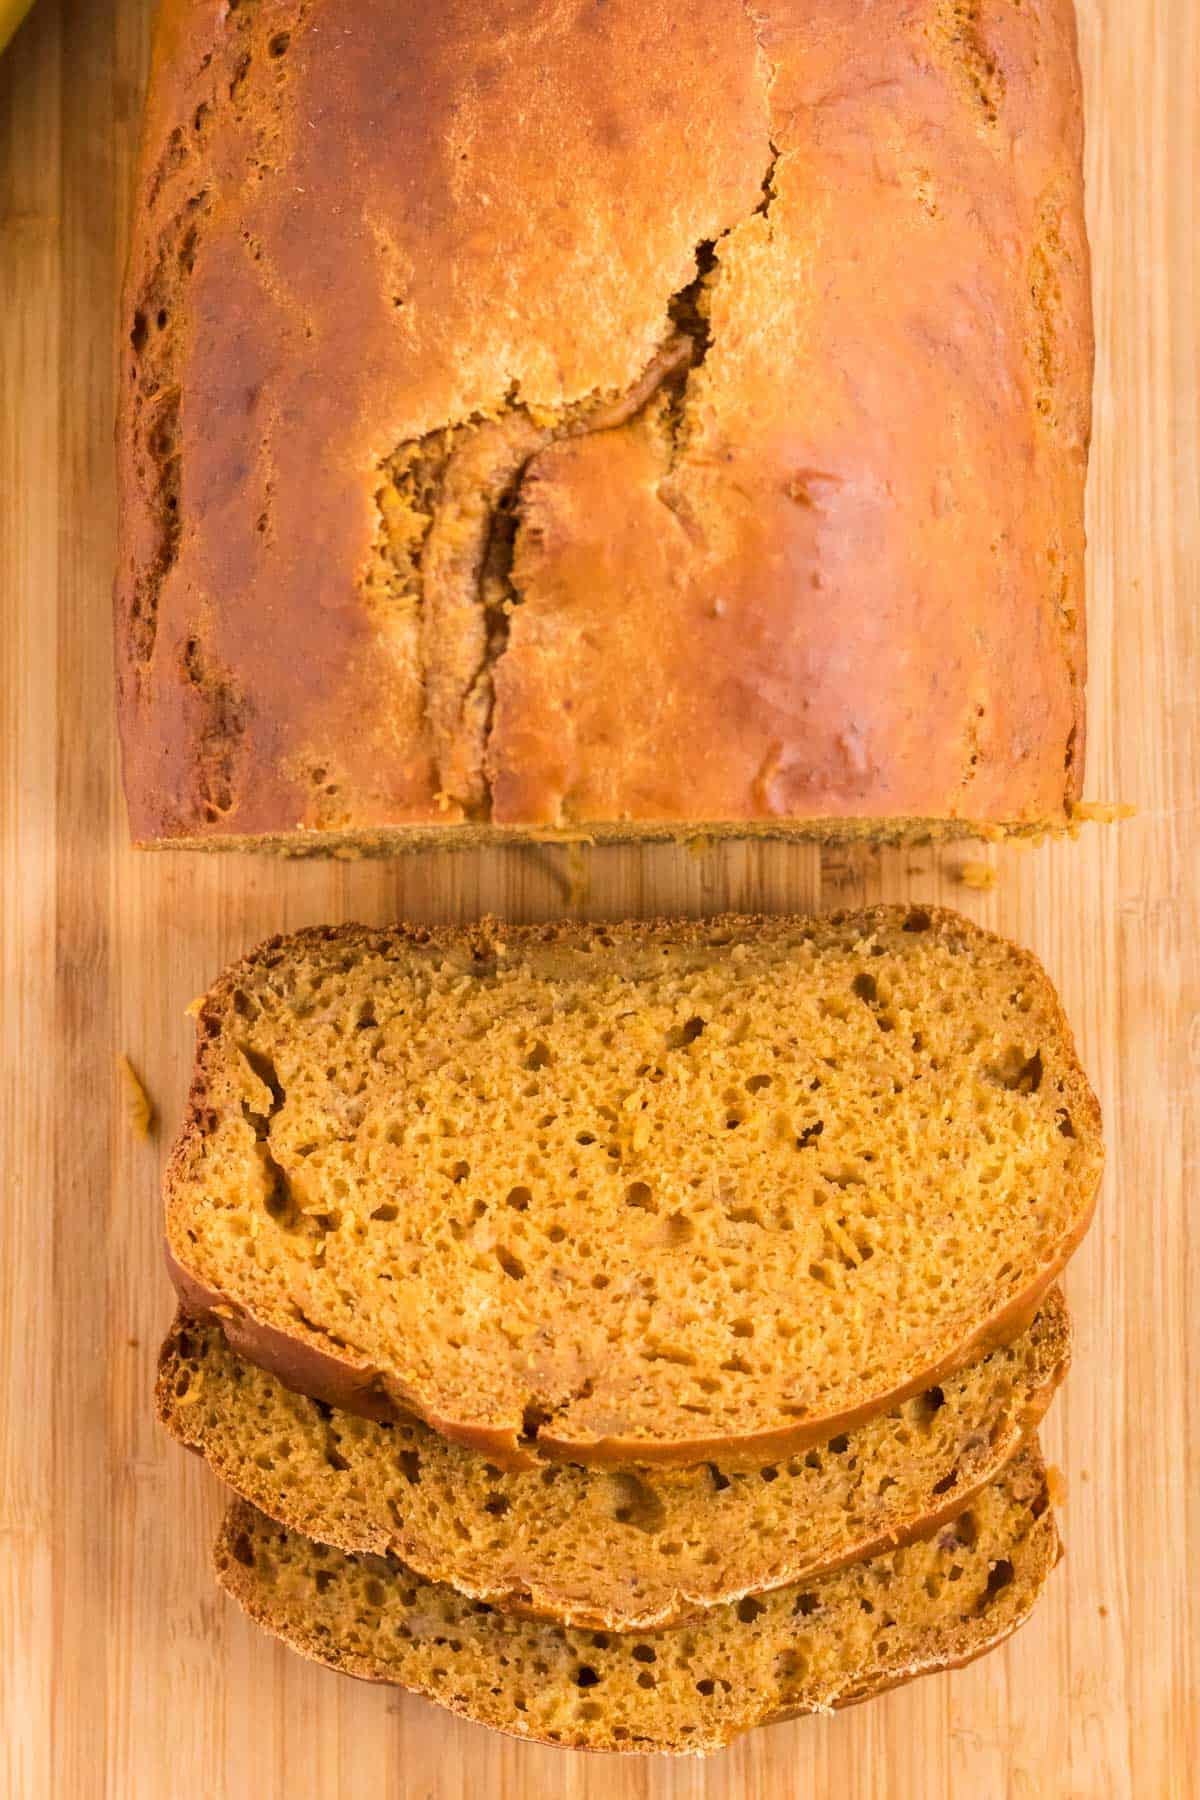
[117,0,1092,846]
[213,1445,1059,1754]
[160,1294,1068,1630]
[120,1054,154,1138]
[166,907,1101,1464]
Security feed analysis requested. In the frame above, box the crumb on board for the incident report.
[119,1054,154,1139]
[1069,800,1137,828]
[1045,1464,1069,1508]
[185,995,203,1017]
[957,860,998,891]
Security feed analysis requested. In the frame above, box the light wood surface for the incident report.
[2,2,1196,1794]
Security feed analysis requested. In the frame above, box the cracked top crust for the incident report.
[117,0,1092,847]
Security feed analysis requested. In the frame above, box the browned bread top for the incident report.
[159,1293,1069,1631]
[117,0,1091,848]
[164,907,1101,1467]
[213,1443,1060,1754]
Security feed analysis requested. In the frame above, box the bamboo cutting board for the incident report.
[1,2,1196,1794]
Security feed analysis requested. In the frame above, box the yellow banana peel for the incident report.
[0,0,34,55]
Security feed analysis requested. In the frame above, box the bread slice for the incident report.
[213,1444,1059,1754]
[159,1294,1069,1632]
[165,907,1101,1468]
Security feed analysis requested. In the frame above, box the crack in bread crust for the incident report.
[367,135,783,819]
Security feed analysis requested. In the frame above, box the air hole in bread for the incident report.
[519,1404,548,1444]
[397,1450,421,1485]
[667,1015,706,1049]
[610,1474,667,1535]
[955,1510,979,1548]
[988,1047,1044,1093]
[980,1558,1015,1608]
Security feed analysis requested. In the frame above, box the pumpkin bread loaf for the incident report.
[117,0,1091,850]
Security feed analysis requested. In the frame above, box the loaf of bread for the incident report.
[160,1295,1068,1631]
[165,907,1101,1467]
[214,1445,1059,1753]
[117,0,1091,851]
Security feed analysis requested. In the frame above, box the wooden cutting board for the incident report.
[2,2,1195,1793]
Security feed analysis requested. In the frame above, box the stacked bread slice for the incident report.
[158,907,1101,1753]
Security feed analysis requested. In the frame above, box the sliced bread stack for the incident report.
[159,906,1101,1753]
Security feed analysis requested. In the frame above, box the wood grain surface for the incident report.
[1,2,1196,1794]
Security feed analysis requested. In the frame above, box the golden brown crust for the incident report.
[117,0,1092,847]
[164,905,1101,1468]
[157,1292,1070,1630]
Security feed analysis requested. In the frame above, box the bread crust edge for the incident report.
[157,1291,1070,1632]
[209,1458,1061,1755]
